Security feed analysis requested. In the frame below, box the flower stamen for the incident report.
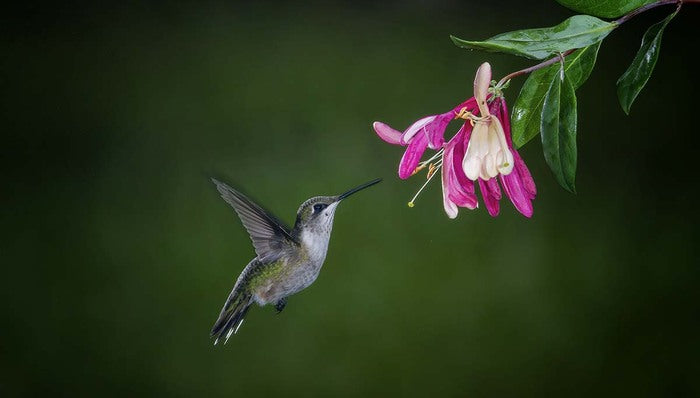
[407,162,442,208]
[454,107,469,119]
[423,148,444,164]
[455,108,491,126]
[410,164,427,176]
[412,148,444,176]
[427,163,437,179]
[426,159,444,179]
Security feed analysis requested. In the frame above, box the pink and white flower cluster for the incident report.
[373,62,536,218]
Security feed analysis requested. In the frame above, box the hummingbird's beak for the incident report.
[337,178,382,201]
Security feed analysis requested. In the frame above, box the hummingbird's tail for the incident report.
[211,289,253,345]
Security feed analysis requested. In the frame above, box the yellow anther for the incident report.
[411,164,427,176]
[455,107,491,126]
[426,163,437,179]
[407,201,415,208]
[454,107,469,120]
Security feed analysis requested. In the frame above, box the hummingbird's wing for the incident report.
[212,178,298,262]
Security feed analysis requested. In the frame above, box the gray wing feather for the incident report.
[211,178,297,262]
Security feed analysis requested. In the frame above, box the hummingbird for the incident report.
[209,177,382,344]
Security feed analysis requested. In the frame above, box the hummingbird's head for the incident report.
[294,196,340,234]
[293,178,382,234]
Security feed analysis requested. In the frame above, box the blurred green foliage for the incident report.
[2,1,699,396]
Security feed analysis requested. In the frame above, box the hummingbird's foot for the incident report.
[275,298,287,314]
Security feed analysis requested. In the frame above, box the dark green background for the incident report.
[3,1,698,396]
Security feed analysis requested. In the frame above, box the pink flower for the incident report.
[373,62,536,218]
[373,101,474,180]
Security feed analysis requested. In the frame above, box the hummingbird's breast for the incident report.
[282,229,330,291]
[252,229,331,305]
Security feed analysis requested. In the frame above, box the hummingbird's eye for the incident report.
[313,203,327,213]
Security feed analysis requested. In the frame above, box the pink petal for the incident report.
[513,150,537,199]
[441,159,459,219]
[397,97,478,148]
[401,115,436,145]
[500,153,535,218]
[425,111,454,150]
[399,112,455,150]
[373,121,403,145]
[444,128,478,209]
[501,171,533,218]
[451,97,478,115]
[398,132,429,179]
[478,178,500,217]
[448,171,478,209]
[452,123,474,187]
[485,177,502,200]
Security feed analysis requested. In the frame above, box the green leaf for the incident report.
[512,42,600,148]
[556,0,656,19]
[563,41,601,90]
[450,15,615,60]
[616,10,677,114]
[541,68,578,193]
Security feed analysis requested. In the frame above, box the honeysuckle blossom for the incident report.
[462,62,514,181]
[372,62,536,218]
